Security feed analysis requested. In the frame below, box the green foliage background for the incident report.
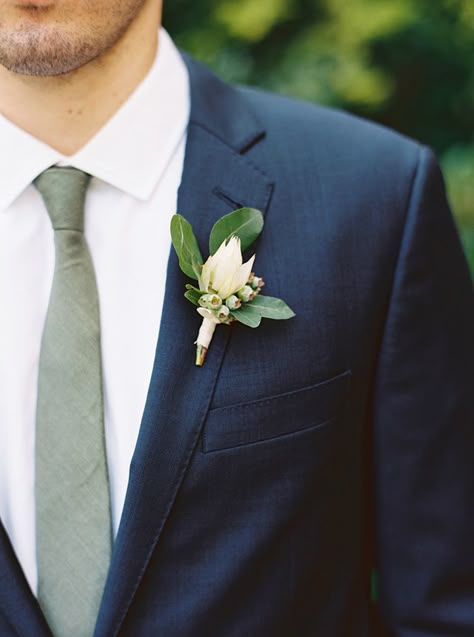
[164,0,474,272]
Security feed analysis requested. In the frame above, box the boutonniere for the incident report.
[170,207,295,366]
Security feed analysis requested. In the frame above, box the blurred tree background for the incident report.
[163,0,474,272]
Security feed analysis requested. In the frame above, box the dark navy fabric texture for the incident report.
[1,54,473,636]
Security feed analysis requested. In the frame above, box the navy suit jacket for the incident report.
[1,54,473,636]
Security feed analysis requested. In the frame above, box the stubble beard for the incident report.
[0,1,147,76]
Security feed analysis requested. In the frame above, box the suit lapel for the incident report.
[0,524,51,636]
[95,56,273,637]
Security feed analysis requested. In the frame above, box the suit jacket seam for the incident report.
[371,143,425,371]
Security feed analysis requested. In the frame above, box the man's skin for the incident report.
[0,0,163,154]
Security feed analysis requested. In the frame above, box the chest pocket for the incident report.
[201,369,352,453]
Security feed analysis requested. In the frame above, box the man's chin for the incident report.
[0,31,95,76]
[0,55,91,77]
[0,59,79,77]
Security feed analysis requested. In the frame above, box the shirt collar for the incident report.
[0,28,190,211]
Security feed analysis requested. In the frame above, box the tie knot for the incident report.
[34,167,91,232]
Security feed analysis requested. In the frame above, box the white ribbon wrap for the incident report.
[196,316,218,349]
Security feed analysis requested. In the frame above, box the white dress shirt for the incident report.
[0,28,190,594]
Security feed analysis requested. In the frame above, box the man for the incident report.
[0,0,472,635]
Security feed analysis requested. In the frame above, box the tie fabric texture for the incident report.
[34,167,112,637]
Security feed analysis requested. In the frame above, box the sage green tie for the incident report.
[34,167,112,637]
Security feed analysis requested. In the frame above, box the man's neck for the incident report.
[0,2,160,156]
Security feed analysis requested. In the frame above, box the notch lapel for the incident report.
[95,56,273,637]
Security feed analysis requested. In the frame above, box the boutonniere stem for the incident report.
[195,317,217,366]
[171,207,295,366]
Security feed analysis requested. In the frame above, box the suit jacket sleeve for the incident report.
[372,145,474,634]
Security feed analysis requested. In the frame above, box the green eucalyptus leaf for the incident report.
[245,295,295,320]
[230,306,262,328]
[185,284,202,293]
[184,289,202,306]
[209,208,264,254]
[170,214,203,280]
[191,253,203,282]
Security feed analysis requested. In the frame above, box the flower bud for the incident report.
[225,294,241,310]
[198,293,222,310]
[216,305,230,322]
[237,285,255,303]
[250,275,265,290]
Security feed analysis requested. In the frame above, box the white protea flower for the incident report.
[198,236,255,301]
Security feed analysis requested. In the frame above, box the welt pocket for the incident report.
[201,369,352,453]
